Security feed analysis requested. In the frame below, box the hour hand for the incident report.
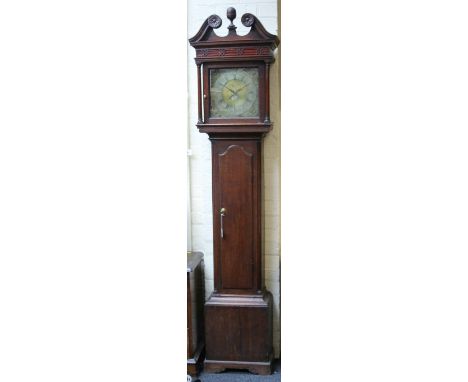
[223,85,236,94]
[230,84,247,98]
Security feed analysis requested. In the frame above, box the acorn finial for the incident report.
[227,7,237,30]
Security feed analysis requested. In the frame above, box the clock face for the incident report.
[210,68,259,118]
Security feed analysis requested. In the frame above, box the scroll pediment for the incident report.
[189,8,279,49]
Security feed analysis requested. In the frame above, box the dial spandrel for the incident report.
[210,68,259,118]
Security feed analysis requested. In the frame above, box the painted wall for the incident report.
[187,0,281,357]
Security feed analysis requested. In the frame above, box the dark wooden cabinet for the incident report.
[189,8,279,375]
[187,252,205,376]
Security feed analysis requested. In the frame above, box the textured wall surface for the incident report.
[187,0,281,357]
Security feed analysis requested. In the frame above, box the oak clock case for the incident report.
[189,7,279,375]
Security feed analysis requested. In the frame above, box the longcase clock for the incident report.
[189,7,279,375]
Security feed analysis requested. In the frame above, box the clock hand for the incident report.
[229,84,249,99]
[223,85,236,94]
[234,83,248,93]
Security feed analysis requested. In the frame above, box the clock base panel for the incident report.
[204,291,273,375]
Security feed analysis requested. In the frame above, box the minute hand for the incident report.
[233,84,249,94]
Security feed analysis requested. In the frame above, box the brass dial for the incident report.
[210,68,259,118]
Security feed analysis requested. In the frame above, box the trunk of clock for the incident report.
[204,135,273,375]
[212,138,262,293]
